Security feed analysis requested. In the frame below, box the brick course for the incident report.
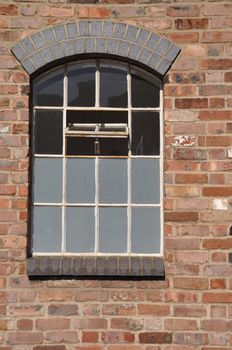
[1,0,232,349]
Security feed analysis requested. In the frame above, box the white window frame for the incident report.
[32,59,163,257]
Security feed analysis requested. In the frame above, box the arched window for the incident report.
[31,59,163,257]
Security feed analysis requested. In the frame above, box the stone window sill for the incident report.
[27,256,164,279]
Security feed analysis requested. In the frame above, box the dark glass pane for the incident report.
[33,68,63,106]
[68,63,95,107]
[131,69,160,107]
[132,112,160,155]
[100,63,127,107]
[66,137,128,156]
[67,110,127,126]
[34,110,63,154]
[100,138,128,156]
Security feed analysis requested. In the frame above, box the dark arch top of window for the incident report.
[11,20,180,78]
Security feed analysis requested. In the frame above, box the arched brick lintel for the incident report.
[11,20,181,77]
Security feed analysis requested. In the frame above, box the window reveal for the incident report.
[32,59,162,256]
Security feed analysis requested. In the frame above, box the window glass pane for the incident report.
[66,158,95,203]
[33,158,62,203]
[131,159,160,204]
[33,206,62,253]
[99,207,127,253]
[33,68,63,106]
[131,207,160,254]
[34,110,63,155]
[99,159,127,203]
[67,110,127,125]
[131,69,160,107]
[100,62,127,107]
[68,63,95,107]
[66,137,128,157]
[132,112,160,155]
[66,207,95,253]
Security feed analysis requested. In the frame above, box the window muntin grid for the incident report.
[32,59,163,256]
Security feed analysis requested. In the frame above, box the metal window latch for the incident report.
[94,138,100,155]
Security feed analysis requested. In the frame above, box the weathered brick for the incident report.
[139,332,172,344]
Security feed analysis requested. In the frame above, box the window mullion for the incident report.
[61,66,68,254]
[95,157,99,253]
[159,87,164,256]
[95,60,100,108]
[127,66,132,254]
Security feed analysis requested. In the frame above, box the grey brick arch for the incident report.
[11,20,180,77]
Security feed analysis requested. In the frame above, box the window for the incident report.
[31,59,162,257]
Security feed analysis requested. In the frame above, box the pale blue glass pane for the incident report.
[33,158,62,203]
[99,208,127,253]
[66,158,95,203]
[66,207,95,253]
[33,206,62,253]
[99,159,127,203]
[131,159,160,204]
[131,207,160,254]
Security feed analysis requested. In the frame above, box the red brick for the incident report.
[167,5,199,17]
[199,59,232,70]
[210,278,226,289]
[175,18,208,30]
[173,277,208,290]
[203,237,232,249]
[0,4,18,15]
[167,32,199,43]
[17,319,33,330]
[175,174,207,184]
[38,290,73,301]
[110,291,145,301]
[173,305,207,317]
[202,31,232,43]
[202,4,232,16]
[206,136,231,146]
[45,331,78,343]
[8,332,43,344]
[164,319,197,331]
[165,212,198,222]
[211,305,226,318]
[82,331,98,343]
[101,331,135,343]
[36,318,70,330]
[34,347,66,350]
[166,238,200,250]
[225,72,232,82]
[175,98,208,109]
[50,7,74,17]
[75,290,108,302]
[199,110,232,120]
[102,304,136,316]
[203,292,232,303]
[79,7,110,18]
[138,305,170,316]
[110,318,143,331]
[139,332,172,344]
[202,187,232,197]
[74,318,107,329]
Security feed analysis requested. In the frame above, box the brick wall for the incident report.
[0,0,232,349]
